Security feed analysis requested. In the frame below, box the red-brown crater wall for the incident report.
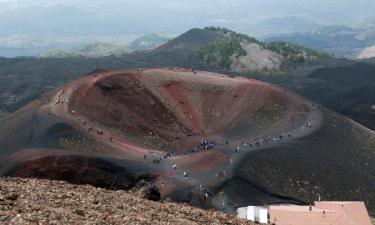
[70,69,309,153]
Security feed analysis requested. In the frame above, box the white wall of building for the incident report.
[259,207,268,224]
[236,206,268,224]
[236,207,247,219]
[247,206,255,221]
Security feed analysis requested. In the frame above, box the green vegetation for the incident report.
[266,41,332,63]
[204,27,261,44]
[200,27,262,69]
[199,39,246,69]
[200,27,333,69]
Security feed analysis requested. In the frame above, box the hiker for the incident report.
[200,139,215,150]
[183,171,188,180]
[109,136,113,142]
[220,200,226,211]
[235,146,240,153]
[172,164,177,170]
[199,184,203,191]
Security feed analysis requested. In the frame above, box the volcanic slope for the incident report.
[0,68,374,215]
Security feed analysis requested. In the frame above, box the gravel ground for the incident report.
[0,177,255,225]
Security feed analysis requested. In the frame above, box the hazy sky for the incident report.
[0,0,375,37]
[0,0,375,57]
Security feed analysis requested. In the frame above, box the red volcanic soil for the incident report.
[68,68,310,154]
[1,67,323,212]
[176,151,229,173]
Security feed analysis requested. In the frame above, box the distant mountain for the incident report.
[41,42,130,58]
[154,28,226,52]
[264,25,375,58]
[131,34,170,51]
[356,17,375,29]
[255,16,320,34]
[358,46,375,59]
[155,27,331,73]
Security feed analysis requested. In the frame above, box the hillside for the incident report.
[0,177,253,225]
[264,25,375,58]
[154,28,226,52]
[9,27,340,67]
[252,59,375,130]
[131,34,170,51]
[156,27,331,73]
[41,42,130,58]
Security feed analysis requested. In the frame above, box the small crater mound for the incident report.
[5,154,152,190]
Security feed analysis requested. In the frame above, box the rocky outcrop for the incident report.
[0,177,254,225]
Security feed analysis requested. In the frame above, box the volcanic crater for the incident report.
[68,68,311,153]
[1,68,374,214]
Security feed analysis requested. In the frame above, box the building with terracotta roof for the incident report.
[268,201,372,225]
